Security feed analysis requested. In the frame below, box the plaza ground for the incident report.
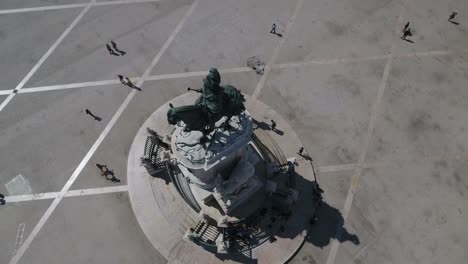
[0,0,467,263]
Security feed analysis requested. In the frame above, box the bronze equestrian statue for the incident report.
[167,68,246,136]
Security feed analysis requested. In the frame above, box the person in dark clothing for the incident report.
[118,74,127,85]
[298,147,304,155]
[106,170,121,183]
[270,23,277,34]
[111,41,126,56]
[85,109,102,121]
[125,77,135,88]
[270,120,277,130]
[403,21,410,32]
[96,163,109,176]
[401,28,412,40]
[118,74,141,90]
[96,164,121,183]
[106,44,119,56]
[449,11,458,21]
[269,23,283,37]
[125,77,142,91]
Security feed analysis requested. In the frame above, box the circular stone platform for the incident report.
[127,92,318,264]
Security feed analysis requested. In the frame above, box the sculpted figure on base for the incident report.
[167,68,246,135]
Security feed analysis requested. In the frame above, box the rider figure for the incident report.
[195,68,225,122]
[167,67,246,137]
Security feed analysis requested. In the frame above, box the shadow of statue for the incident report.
[306,201,360,248]
[151,154,359,262]
[274,173,360,249]
[216,172,361,264]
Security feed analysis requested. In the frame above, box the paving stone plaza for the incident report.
[0,0,467,263]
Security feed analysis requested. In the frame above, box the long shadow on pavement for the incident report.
[284,174,360,263]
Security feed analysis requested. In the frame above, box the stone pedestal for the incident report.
[127,93,318,264]
[171,111,264,220]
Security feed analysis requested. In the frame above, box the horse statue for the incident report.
[167,68,246,136]
[167,104,213,133]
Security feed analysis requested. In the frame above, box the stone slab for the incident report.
[17,193,167,264]
[25,1,192,87]
[0,8,81,90]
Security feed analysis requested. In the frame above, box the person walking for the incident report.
[403,21,410,32]
[298,147,304,155]
[118,74,127,85]
[106,169,121,183]
[270,23,277,34]
[111,41,126,56]
[401,28,412,40]
[449,11,458,22]
[96,163,109,176]
[269,23,282,37]
[96,164,121,183]
[270,120,277,131]
[85,109,102,121]
[125,77,141,91]
[106,44,119,56]
[125,77,135,88]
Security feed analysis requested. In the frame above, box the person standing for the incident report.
[106,169,121,183]
[270,23,277,34]
[111,41,126,56]
[125,77,141,91]
[118,75,127,85]
[106,44,119,56]
[125,77,135,88]
[401,28,412,40]
[449,11,458,22]
[96,163,109,176]
[298,147,304,155]
[96,164,121,183]
[85,109,102,121]
[403,21,410,32]
[270,120,277,131]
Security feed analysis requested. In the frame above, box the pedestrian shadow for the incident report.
[403,38,414,43]
[272,128,284,136]
[298,153,312,161]
[252,118,271,131]
[252,118,285,135]
[450,21,460,25]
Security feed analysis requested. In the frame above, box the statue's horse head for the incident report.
[167,107,178,125]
